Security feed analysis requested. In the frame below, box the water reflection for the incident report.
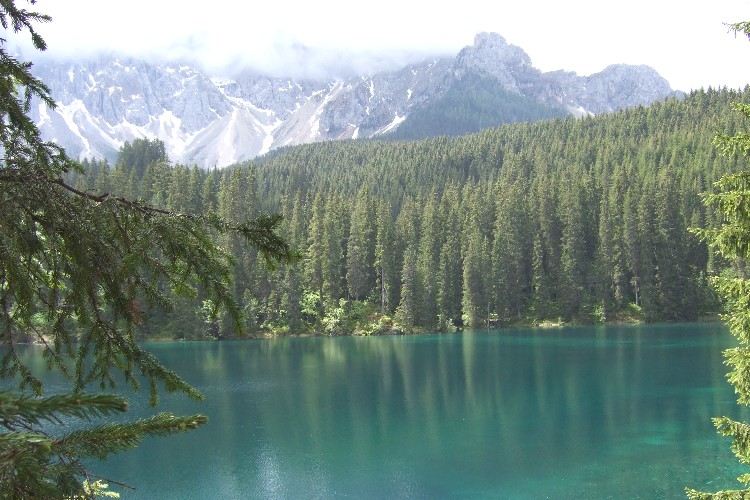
[6,323,747,498]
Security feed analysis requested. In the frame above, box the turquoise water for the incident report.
[21,323,750,498]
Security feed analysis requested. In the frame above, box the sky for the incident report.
[7,0,750,91]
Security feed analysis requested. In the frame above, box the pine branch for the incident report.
[54,412,208,460]
[0,392,128,426]
[0,390,206,497]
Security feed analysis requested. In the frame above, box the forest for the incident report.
[387,72,567,140]
[66,86,750,339]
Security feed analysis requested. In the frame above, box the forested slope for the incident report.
[386,73,568,140]
[70,86,750,337]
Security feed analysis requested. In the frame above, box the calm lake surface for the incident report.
[25,323,750,498]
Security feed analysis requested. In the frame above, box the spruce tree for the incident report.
[304,193,326,302]
[437,186,463,326]
[396,244,418,328]
[346,187,376,301]
[462,209,490,328]
[492,180,528,322]
[321,193,348,306]
[416,193,441,328]
[686,21,750,500]
[0,2,294,495]
[559,177,589,319]
[375,200,399,314]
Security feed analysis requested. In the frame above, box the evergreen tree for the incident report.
[394,198,421,327]
[279,191,308,333]
[688,24,750,497]
[0,3,295,494]
[594,177,616,320]
[531,231,553,321]
[492,180,528,322]
[201,172,218,213]
[0,392,206,498]
[609,165,630,307]
[624,182,643,308]
[416,193,442,328]
[437,186,463,326]
[346,187,376,301]
[375,200,399,314]
[396,244,419,328]
[462,204,491,327]
[559,176,590,319]
[637,180,660,320]
[321,193,349,306]
[653,167,692,320]
[217,167,257,298]
[116,137,168,181]
[303,193,326,325]
[531,174,561,320]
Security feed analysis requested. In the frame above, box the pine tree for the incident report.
[396,243,419,329]
[686,20,750,499]
[492,180,528,322]
[395,199,421,328]
[217,166,258,299]
[0,392,206,498]
[321,193,349,306]
[416,193,442,328]
[531,231,553,321]
[637,179,660,320]
[462,208,491,328]
[346,187,376,301]
[594,177,616,320]
[375,200,399,314]
[531,174,561,321]
[278,191,308,333]
[653,167,692,320]
[559,176,589,319]
[0,3,295,494]
[624,182,643,308]
[437,186,463,326]
[304,193,326,320]
[115,138,168,181]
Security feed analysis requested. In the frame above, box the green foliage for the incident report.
[321,298,348,336]
[0,391,207,498]
[688,20,750,498]
[64,85,750,338]
[79,480,121,498]
[116,138,167,180]
[237,84,750,332]
[0,1,294,495]
[390,72,567,140]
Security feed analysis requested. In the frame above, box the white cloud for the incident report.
[7,0,750,91]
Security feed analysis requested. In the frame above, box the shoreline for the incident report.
[141,313,723,343]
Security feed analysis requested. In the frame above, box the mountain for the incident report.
[29,33,675,168]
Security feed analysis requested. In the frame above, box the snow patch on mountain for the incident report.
[29,33,675,168]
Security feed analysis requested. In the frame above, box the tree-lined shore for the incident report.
[67,86,749,339]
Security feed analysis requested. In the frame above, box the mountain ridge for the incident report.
[30,33,676,168]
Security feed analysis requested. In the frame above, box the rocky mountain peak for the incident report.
[29,33,676,168]
[471,32,532,68]
[452,32,536,93]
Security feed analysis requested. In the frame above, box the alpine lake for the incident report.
[23,323,750,498]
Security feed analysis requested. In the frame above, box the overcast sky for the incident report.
[8,0,750,91]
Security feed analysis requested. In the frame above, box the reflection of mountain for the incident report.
[30,33,675,168]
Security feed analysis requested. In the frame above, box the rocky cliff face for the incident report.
[30,33,675,168]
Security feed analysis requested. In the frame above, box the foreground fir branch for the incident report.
[0,1,295,496]
[1,161,293,402]
[0,391,207,498]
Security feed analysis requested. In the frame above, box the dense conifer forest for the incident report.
[66,86,750,338]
